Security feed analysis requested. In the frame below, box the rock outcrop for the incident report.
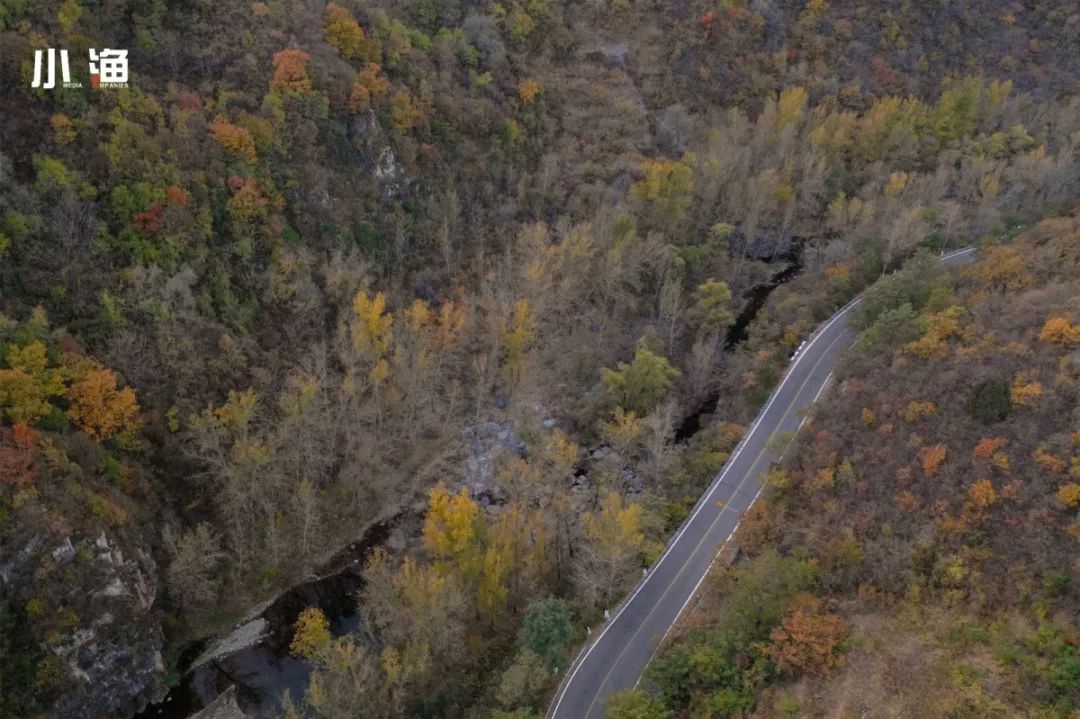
[1,529,167,717]
[461,420,527,503]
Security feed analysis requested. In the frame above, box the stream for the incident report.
[136,244,803,719]
[135,517,403,719]
[675,244,803,440]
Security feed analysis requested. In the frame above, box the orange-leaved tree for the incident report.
[270,48,312,95]
[0,424,37,487]
[65,358,139,440]
[919,444,947,476]
[1034,448,1066,473]
[972,437,1007,459]
[209,118,256,163]
[767,594,850,678]
[348,63,390,112]
[518,79,543,103]
[1039,316,1080,346]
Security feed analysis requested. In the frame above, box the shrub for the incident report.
[1049,648,1080,699]
[519,598,573,671]
[967,380,1011,424]
[605,690,672,719]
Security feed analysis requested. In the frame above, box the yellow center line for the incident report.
[580,328,847,719]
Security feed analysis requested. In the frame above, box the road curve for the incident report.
[548,247,977,719]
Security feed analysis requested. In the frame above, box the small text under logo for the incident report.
[30,47,129,90]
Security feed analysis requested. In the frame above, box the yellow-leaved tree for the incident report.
[1010,375,1043,407]
[324,3,367,58]
[291,606,332,659]
[574,492,649,607]
[423,485,482,577]
[361,547,469,674]
[501,298,533,385]
[351,291,394,358]
[346,291,394,401]
[0,341,66,424]
[600,408,643,458]
[1039,316,1080,346]
[629,155,695,221]
[967,479,997,509]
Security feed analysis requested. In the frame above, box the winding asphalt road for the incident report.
[548,247,977,719]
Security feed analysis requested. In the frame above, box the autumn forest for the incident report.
[0,1,1078,718]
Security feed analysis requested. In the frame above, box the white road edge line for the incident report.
[549,299,861,718]
[634,366,837,687]
[548,246,975,717]
[633,521,739,690]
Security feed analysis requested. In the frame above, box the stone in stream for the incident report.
[190,618,269,669]
[191,686,249,719]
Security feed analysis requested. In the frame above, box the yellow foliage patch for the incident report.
[325,3,366,59]
[1039,316,1080,346]
[351,291,394,358]
[0,342,66,424]
[903,400,937,423]
[423,484,481,569]
[1010,378,1043,407]
[968,479,997,508]
[518,79,543,103]
[209,118,256,162]
[290,606,331,659]
[1057,483,1080,509]
[1034,448,1066,474]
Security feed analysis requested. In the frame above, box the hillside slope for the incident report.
[633,215,1080,718]
[0,1,1078,717]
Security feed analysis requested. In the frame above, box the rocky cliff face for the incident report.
[461,420,527,504]
[1,529,167,717]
